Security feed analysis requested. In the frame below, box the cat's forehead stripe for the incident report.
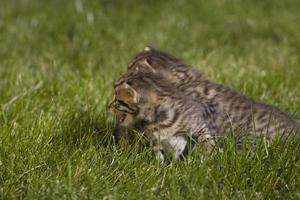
[140,59,157,73]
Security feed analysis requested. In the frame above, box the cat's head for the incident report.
[115,46,197,88]
[109,73,162,127]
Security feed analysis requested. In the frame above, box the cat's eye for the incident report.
[117,99,129,107]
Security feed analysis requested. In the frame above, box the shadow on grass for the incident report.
[56,108,117,150]
[57,107,146,146]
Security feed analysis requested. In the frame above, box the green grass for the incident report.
[1,0,300,199]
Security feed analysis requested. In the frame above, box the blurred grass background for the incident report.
[0,0,300,199]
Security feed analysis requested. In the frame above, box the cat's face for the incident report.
[108,81,139,127]
[108,94,136,127]
[109,75,160,127]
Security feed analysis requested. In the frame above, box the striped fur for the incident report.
[115,47,299,142]
[110,73,215,160]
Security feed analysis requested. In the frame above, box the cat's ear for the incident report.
[144,46,153,52]
[116,83,139,104]
[140,58,157,73]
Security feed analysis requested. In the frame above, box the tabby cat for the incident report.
[109,72,216,160]
[113,46,299,145]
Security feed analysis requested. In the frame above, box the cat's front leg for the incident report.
[149,130,188,161]
[145,128,166,161]
[153,137,187,161]
[166,136,188,160]
[156,136,188,160]
[152,144,165,162]
[196,133,216,151]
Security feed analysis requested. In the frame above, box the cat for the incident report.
[109,72,217,160]
[113,46,299,144]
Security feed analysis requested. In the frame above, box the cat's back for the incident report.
[204,81,300,137]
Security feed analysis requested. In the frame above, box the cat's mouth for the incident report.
[119,113,127,123]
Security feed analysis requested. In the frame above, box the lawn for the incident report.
[0,0,300,199]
